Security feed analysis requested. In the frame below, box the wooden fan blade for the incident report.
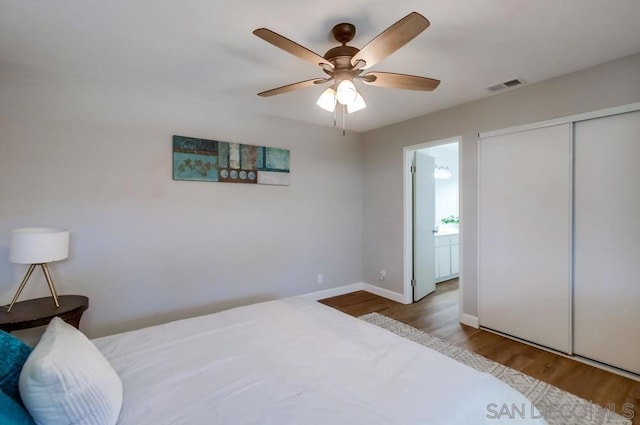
[258,78,327,97]
[351,12,430,69]
[362,72,440,91]
[253,28,333,69]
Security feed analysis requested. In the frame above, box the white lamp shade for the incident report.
[347,91,366,113]
[10,228,70,264]
[316,88,337,112]
[336,79,357,105]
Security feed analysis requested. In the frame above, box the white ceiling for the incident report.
[1,0,640,133]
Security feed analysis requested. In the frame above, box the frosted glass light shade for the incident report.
[336,79,357,105]
[347,91,366,113]
[10,228,70,264]
[316,88,337,112]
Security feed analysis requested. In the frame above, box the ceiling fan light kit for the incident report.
[253,11,440,133]
[347,92,366,114]
[336,79,357,105]
[316,87,337,112]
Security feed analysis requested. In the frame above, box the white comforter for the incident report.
[93,297,547,425]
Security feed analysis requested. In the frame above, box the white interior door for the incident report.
[413,152,436,301]
[574,110,640,374]
[479,123,572,353]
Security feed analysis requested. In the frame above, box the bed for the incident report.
[86,297,546,425]
[7,296,548,424]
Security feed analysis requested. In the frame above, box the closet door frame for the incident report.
[477,101,640,357]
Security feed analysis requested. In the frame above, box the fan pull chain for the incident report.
[342,104,346,136]
[333,103,337,127]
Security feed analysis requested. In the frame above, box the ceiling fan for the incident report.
[253,12,440,117]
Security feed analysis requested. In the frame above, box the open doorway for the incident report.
[403,138,461,304]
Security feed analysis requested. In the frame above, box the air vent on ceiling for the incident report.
[486,77,527,92]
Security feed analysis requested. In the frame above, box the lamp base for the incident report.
[6,263,60,312]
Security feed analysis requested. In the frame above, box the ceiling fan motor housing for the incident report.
[324,45,360,69]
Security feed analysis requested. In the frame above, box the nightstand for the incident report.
[0,295,89,332]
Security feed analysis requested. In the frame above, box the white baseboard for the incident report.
[459,313,479,328]
[300,282,408,304]
[299,283,364,301]
[362,283,408,304]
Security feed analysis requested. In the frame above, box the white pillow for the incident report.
[19,317,123,425]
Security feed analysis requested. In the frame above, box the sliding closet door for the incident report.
[479,124,572,353]
[574,111,640,374]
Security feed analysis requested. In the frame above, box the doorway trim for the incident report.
[403,136,462,305]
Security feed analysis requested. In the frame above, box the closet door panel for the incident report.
[479,124,571,353]
[574,111,640,374]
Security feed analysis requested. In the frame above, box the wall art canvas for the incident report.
[172,135,290,186]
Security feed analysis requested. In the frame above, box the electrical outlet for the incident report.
[317,273,324,284]
[380,269,386,281]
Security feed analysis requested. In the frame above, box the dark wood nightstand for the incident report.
[0,295,89,332]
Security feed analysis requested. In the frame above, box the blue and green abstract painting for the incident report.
[173,135,290,185]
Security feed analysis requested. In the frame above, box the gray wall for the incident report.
[362,52,640,317]
[0,62,364,337]
[3,51,640,336]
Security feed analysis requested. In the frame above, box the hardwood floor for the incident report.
[320,279,639,424]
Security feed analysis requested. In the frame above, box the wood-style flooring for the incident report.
[320,279,640,424]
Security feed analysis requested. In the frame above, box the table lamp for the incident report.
[6,227,70,312]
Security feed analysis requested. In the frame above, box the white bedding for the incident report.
[93,297,547,425]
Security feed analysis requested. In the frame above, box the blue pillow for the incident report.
[0,330,32,404]
[0,388,35,425]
